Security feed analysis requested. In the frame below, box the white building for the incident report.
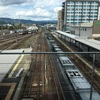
[70,21,100,39]
[70,22,93,38]
[27,24,38,33]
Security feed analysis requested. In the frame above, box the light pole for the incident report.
[90,54,95,100]
[79,23,81,36]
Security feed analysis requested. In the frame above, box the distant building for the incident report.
[57,10,63,31]
[62,0,99,32]
[70,22,93,38]
[92,20,100,38]
[46,24,56,31]
[70,20,100,38]
[27,24,38,33]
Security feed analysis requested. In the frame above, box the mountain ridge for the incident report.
[0,17,57,25]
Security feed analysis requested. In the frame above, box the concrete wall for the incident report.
[57,10,63,31]
[75,27,92,37]
[93,20,100,34]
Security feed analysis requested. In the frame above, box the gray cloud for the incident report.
[0,0,62,20]
[0,0,27,6]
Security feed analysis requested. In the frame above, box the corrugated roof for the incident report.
[80,91,100,100]
[75,38,100,50]
[71,77,90,90]
[56,31,100,51]
[59,56,73,66]
[57,30,78,39]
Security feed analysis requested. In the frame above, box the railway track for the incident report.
[0,34,22,43]
[0,34,32,50]
[49,55,66,100]
[52,34,100,94]
[21,33,46,99]
[20,32,65,100]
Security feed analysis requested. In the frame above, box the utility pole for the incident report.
[90,54,95,100]
[79,23,81,36]
[64,0,67,32]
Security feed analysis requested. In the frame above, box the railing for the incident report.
[0,52,100,100]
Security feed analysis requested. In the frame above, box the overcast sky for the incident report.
[0,0,64,21]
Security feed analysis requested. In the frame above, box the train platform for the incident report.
[0,49,24,82]
[13,48,32,100]
[52,33,100,77]
[56,30,100,51]
[56,30,78,39]
[8,48,32,78]
[0,48,32,100]
[46,32,100,100]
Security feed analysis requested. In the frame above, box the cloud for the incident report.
[0,0,63,21]
[0,0,27,6]
[16,10,34,17]
[33,0,61,7]
[15,8,52,20]
[53,7,62,13]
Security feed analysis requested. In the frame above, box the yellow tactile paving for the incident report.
[8,55,24,78]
